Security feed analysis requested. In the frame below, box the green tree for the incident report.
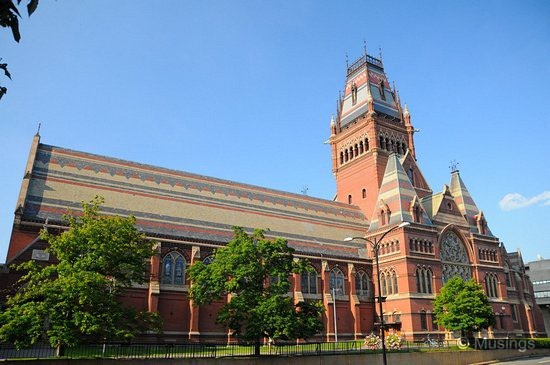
[0,196,161,349]
[433,276,495,337]
[0,0,39,99]
[188,227,324,355]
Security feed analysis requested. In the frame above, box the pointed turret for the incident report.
[403,104,411,125]
[369,153,432,231]
[449,170,493,236]
[330,114,336,135]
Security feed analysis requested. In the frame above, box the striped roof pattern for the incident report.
[22,144,370,260]
[339,56,400,128]
[449,171,493,236]
[368,153,432,231]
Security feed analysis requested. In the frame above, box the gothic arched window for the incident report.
[330,267,346,296]
[485,273,499,298]
[381,272,387,296]
[355,271,370,297]
[420,311,428,330]
[301,268,318,294]
[391,270,398,294]
[440,231,471,284]
[162,252,186,285]
[416,267,433,294]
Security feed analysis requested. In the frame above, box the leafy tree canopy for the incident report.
[0,0,39,99]
[433,276,495,336]
[0,196,161,349]
[188,227,323,348]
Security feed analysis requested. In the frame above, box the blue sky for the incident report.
[0,1,548,263]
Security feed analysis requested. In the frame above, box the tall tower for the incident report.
[329,52,421,221]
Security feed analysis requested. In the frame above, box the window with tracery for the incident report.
[355,271,370,297]
[440,231,471,283]
[485,273,499,298]
[382,269,398,295]
[416,267,433,294]
[330,267,345,296]
[301,268,318,294]
[162,251,186,285]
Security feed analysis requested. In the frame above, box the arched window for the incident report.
[440,231,471,284]
[354,144,359,156]
[380,210,386,226]
[203,255,214,265]
[420,310,428,330]
[340,152,344,164]
[359,141,364,154]
[351,82,358,105]
[407,168,414,185]
[348,195,352,204]
[362,189,367,199]
[330,267,345,296]
[381,272,387,296]
[391,270,398,294]
[417,267,433,294]
[162,252,186,285]
[485,273,498,298]
[378,80,386,101]
[301,268,318,294]
[365,138,369,151]
[355,271,369,297]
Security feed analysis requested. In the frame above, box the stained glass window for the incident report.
[330,267,345,296]
[162,252,186,285]
[355,271,369,297]
[301,268,318,294]
[440,231,471,283]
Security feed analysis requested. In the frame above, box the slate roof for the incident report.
[339,54,401,128]
[368,153,432,231]
[19,141,370,260]
[449,170,494,236]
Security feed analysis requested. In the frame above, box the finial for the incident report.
[330,114,335,126]
[363,39,367,55]
[404,104,409,116]
[36,122,41,136]
[378,46,383,62]
[345,52,349,68]
[449,159,459,173]
[366,83,373,101]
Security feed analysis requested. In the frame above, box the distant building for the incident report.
[526,258,550,334]
[1,51,546,341]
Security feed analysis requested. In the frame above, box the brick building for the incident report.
[2,52,546,341]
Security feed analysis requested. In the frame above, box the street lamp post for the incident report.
[345,221,410,365]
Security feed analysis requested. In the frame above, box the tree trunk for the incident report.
[254,338,261,356]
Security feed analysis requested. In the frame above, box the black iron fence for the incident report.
[0,339,474,360]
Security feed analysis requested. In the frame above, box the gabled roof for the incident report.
[399,150,432,195]
[15,141,370,261]
[449,170,493,236]
[369,153,432,231]
[421,185,469,227]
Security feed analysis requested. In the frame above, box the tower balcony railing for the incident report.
[347,54,383,76]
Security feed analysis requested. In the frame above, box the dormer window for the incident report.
[378,80,386,101]
[351,82,358,105]
[407,168,414,185]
